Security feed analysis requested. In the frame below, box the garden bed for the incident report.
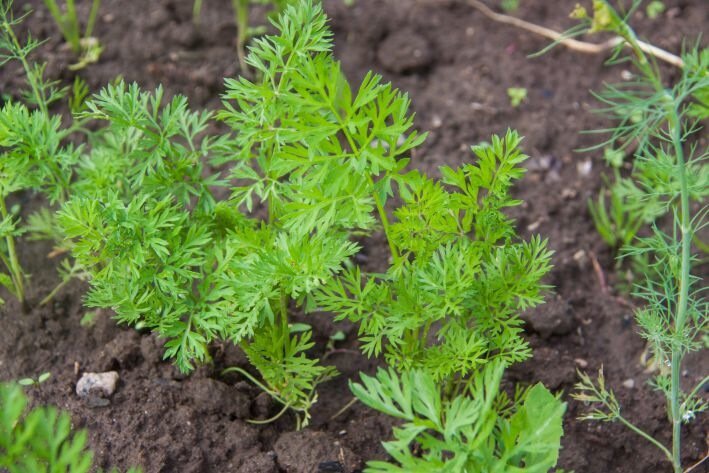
[1,0,707,472]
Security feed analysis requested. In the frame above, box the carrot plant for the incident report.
[567,3,707,472]
[316,130,565,470]
[58,0,565,447]
[60,1,365,427]
[0,1,79,308]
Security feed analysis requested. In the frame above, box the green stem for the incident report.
[610,14,693,471]
[669,103,691,473]
[0,198,24,305]
[192,0,203,25]
[40,276,70,306]
[232,0,249,74]
[85,0,101,39]
[617,415,674,465]
[372,186,400,262]
[1,14,48,115]
[65,0,80,53]
[279,288,289,336]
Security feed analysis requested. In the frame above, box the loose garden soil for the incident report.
[1,0,707,472]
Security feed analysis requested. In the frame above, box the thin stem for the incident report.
[246,402,291,425]
[1,14,48,115]
[85,0,101,39]
[617,415,674,464]
[232,0,249,74]
[610,12,693,471]
[222,366,282,401]
[328,396,357,421]
[192,0,204,25]
[680,376,709,412]
[0,198,24,304]
[372,190,399,262]
[39,276,70,306]
[464,0,684,68]
[65,0,80,53]
[669,103,691,473]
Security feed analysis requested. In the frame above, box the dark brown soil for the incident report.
[1,1,707,472]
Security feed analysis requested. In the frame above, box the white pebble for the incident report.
[76,371,119,398]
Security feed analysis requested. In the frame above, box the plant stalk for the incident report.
[669,103,691,473]
[1,13,49,115]
[617,415,674,465]
[0,198,25,305]
[614,16,692,472]
[232,0,249,73]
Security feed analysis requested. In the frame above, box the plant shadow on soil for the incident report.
[1,0,707,472]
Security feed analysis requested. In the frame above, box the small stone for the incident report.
[577,160,593,177]
[431,115,443,128]
[561,188,578,199]
[527,219,543,232]
[573,249,589,269]
[620,70,634,81]
[76,371,119,398]
[622,378,635,389]
[574,358,589,368]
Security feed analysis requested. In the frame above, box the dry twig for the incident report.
[465,0,684,68]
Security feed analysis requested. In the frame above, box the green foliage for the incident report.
[500,0,520,13]
[645,1,665,19]
[57,0,561,445]
[567,2,707,472]
[0,0,83,307]
[17,372,51,387]
[41,0,102,69]
[507,87,527,107]
[352,361,565,472]
[58,82,229,371]
[587,175,646,249]
[0,100,78,305]
[0,383,92,472]
[60,0,400,426]
[0,383,141,472]
[316,130,552,384]
[0,1,66,114]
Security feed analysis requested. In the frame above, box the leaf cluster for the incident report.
[352,361,565,473]
[0,382,140,473]
[4,0,565,457]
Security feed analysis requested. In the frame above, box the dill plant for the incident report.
[567,2,708,472]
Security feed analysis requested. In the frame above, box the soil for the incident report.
[1,0,707,472]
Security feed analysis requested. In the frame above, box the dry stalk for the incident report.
[465,0,684,68]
